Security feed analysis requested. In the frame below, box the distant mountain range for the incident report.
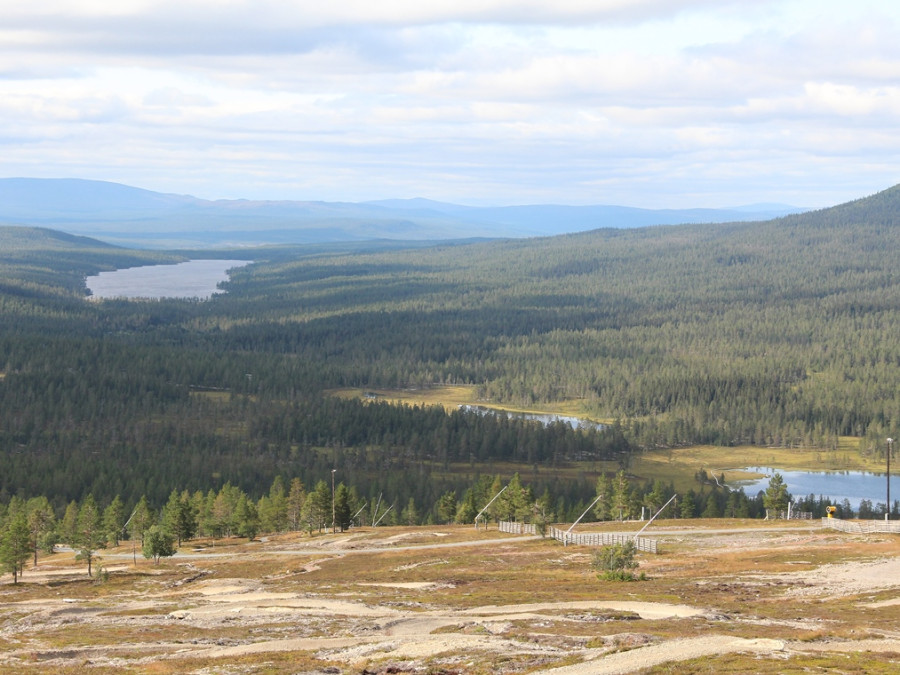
[0,178,807,248]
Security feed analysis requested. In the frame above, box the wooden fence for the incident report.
[498,521,537,535]
[498,520,658,553]
[770,510,813,520]
[821,517,900,534]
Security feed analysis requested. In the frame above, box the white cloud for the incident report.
[0,0,899,207]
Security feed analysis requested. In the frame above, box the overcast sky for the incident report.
[2,0,899,208]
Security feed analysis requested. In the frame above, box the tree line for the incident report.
[7,462,887,583]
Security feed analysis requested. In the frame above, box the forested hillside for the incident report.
[2,185,900,521]
[209,184,900,451]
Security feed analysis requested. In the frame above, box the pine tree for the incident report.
[60,500,79,547]
[75,494,105,577]
[436,491,457,525]
[301,480,331,533]
[532,488,555,536]
[455,489,478,524]
[196,490,216,538]
[309,480,332,532]
[401,497,419,526]
[26,496,55,568]
[103,495,125,547]
[594,474,612,521]
[500,473,530,522]
[0,512,31,583]
[211,485,238,538]
[162,489,197,546]
[612,471,631,521]
[486,475,505,523]
[142,525,176,564]
[643,480,667,516]
[763,472,790,517]
[334,483,352,531]
[260,476,289,533]
[234,494,260,541]
[128,496,155,546]
[701,493,721,518]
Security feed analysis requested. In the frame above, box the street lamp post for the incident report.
[331,469,337,534]
[887,439,893,521]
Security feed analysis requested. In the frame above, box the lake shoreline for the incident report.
[85,259,249,300]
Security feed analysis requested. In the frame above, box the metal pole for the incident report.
[887,438,893,521]
[123,506,139,566]
[373,492,382,525]
[564,493,604,538]
[561,493,605,546]
[474,485,508,530]
[633,493,677,539]
[373,504,394,527]
[351,501,367,527]
[331,469,337,533]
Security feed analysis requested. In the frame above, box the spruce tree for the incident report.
[334,484,352,531]
[287,478,306,531]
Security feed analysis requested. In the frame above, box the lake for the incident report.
[731,466,893,509]
[86,259,249,300]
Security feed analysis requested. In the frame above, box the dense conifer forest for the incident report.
[3,185,900,531]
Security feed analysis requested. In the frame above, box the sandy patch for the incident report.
[462,600,704,621]
[760,556,900,599]
[542,636,785,674]
[359,582,442,589]
[790,638,900,654]
[861,597,900,608]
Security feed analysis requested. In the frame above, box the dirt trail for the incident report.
[540,636,900,675]
[184,597,700,663]
[542,636,786,674]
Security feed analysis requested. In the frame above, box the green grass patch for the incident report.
[328,385,611,423]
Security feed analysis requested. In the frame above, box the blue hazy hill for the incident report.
[0,178,805,247]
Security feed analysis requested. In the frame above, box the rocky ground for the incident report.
[2,521,899,673]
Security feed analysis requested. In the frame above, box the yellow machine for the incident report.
[826,505,837,518]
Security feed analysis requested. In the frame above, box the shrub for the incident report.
[591,541,646,582]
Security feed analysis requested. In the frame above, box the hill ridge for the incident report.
[0,177,807,247]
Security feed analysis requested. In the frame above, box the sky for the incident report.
[2,0,899,208]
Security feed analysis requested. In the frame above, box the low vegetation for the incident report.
[591,541,646,581]
[2,521,899,673]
